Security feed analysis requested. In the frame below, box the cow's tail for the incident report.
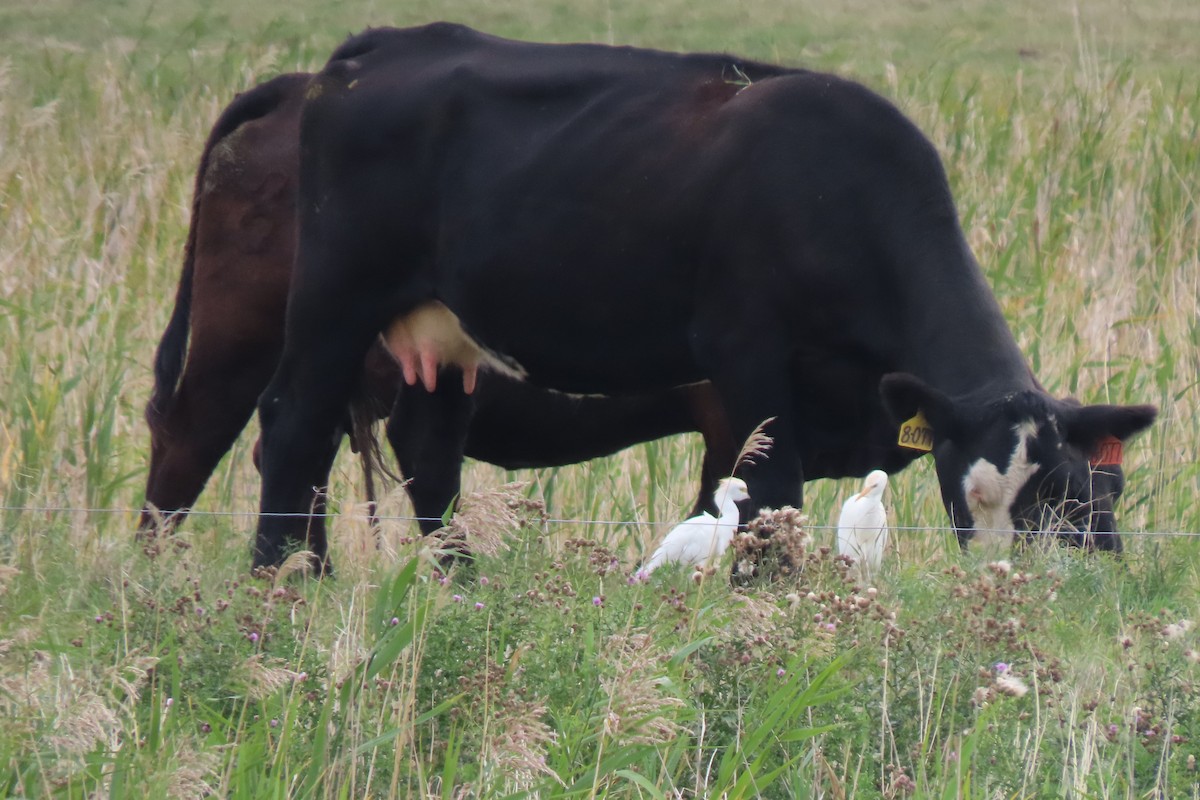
[146,73,310,430]
[347,391,404,534]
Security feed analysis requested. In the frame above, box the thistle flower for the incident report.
[1162,620,1193,640]
[995,673,1029,698]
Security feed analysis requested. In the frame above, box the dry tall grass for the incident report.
[1,2,1198,795]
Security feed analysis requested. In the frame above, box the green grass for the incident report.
[1,0,1199,796]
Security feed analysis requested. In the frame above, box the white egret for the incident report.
[837,470,889,581]
[641,477,750,574]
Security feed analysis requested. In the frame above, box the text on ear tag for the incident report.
[1090,435,1124,466]
[897,411,934,451]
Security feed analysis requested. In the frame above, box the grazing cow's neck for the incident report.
[895,223,1034,401]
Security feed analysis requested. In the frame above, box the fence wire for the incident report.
[3,504,1199,539]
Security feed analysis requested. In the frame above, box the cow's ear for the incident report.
[879,373,960,440]
[1061,402,1157,449]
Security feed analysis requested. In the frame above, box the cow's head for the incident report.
[880,373,1156,550]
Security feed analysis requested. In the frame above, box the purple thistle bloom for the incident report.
[453,594,463,603]
[776,668,786,678]
[480,576,490,586]
[390,616,399,626]
[593,596,602,606]
[248,632,259,643]
[475,602,485,610]
[994,662,1010,674]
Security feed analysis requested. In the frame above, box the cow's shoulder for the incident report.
[327,23,486,65]
[715,70,928,152]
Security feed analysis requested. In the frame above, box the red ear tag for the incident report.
[1089,435,1124,467]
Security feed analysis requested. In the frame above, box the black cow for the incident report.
[253,23,1155,570]
[141,72,739,536]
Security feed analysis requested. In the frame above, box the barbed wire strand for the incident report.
[3,504,1199,538]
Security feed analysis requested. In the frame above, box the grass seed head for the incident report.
[439,482,546,558]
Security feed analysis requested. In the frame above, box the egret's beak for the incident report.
[856,486,870,500]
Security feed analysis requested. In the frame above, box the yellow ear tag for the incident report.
[897,411,934,451]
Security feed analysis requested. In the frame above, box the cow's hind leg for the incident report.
[142,349,278,535]
[386,370,475,539]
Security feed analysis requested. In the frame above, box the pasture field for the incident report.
[1,0,1199,796]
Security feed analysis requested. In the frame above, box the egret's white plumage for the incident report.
[641,478,750,574]
[837,470,889,581]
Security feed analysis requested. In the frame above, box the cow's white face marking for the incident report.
[962,421,1040,534]
[384,301,526,394]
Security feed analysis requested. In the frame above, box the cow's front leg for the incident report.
[700,344,803,515]
[386,369,476,536]
[255,315,381,573]
[702,343,804,583]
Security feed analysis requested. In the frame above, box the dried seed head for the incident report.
[732,417,776,473]
[439,482,546,557]
[599,633,686,747]
[237,654,303,701]
[275,550,316,583]
[483,698,563,788]
[47,692,119,755]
